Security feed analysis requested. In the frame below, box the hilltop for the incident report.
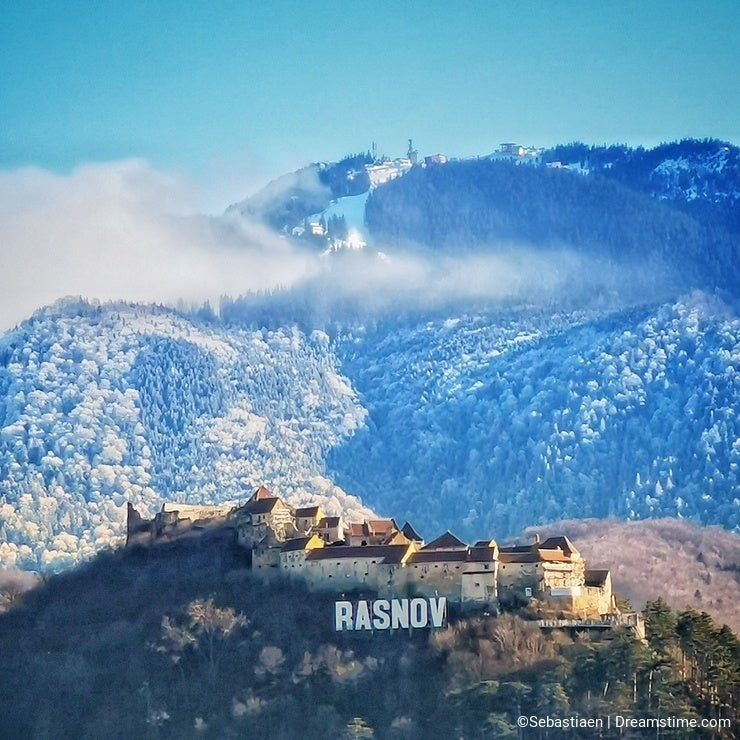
[364,144,740,296]
[0,537,736,739]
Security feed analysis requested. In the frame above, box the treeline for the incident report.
[541,138,740,237]
[0,541,736,738]
[364,157,740,294]
[318,152,374,199]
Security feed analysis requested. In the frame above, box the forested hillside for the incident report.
[0,540,736,739]
[364,153,740,294]
[0,299,371,571]
[0,291,738,571]
[541,138,740,234]
[328,293,739,540]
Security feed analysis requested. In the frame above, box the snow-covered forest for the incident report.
[329,292,739,539]
[2,138,740,572]
[0,299,371,570]
[0,290,737,571]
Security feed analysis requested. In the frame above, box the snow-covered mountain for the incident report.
[0,299,372,570]
[1,291,738,571]
[2,138,739,572]
[542,138,740,207]
[328,292,739,540]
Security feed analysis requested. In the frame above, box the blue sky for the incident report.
[2,0,739,210]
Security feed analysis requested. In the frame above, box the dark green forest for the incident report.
[364,158,740,295]
[0,539,737,739]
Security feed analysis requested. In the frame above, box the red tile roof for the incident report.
[251,485,274,501]
[365,519,397,535]
[537,550,572,563]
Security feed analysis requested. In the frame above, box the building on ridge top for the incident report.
[126,486,617,620]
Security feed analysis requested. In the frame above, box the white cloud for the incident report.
[0,160,318,331]
[0,158,670,333]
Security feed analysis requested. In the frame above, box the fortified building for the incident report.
[127,486,620,622]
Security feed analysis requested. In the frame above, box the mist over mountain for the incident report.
[227,152,373,233]
[1,138,739,573]
[364,146,740,296]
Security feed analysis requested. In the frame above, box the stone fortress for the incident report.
[127,486,641,632]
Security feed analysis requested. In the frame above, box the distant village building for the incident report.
[347,519,399,546]
[424,153,448,166]
[365,159,413,188]
[126,486,622,622]
[314,516,344,544]
[295,505,323,534]
[490,143,543,161]
[407,138,419,165]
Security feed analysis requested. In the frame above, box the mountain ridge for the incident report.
[1,137,739,573]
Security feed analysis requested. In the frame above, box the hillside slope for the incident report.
[328,292,739,541]
[541,138,740,234]
[0,299,372,570]
[0,540,736,739]
[364,151,740,295]
[1,291,738,571]
[523,518,740,634]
